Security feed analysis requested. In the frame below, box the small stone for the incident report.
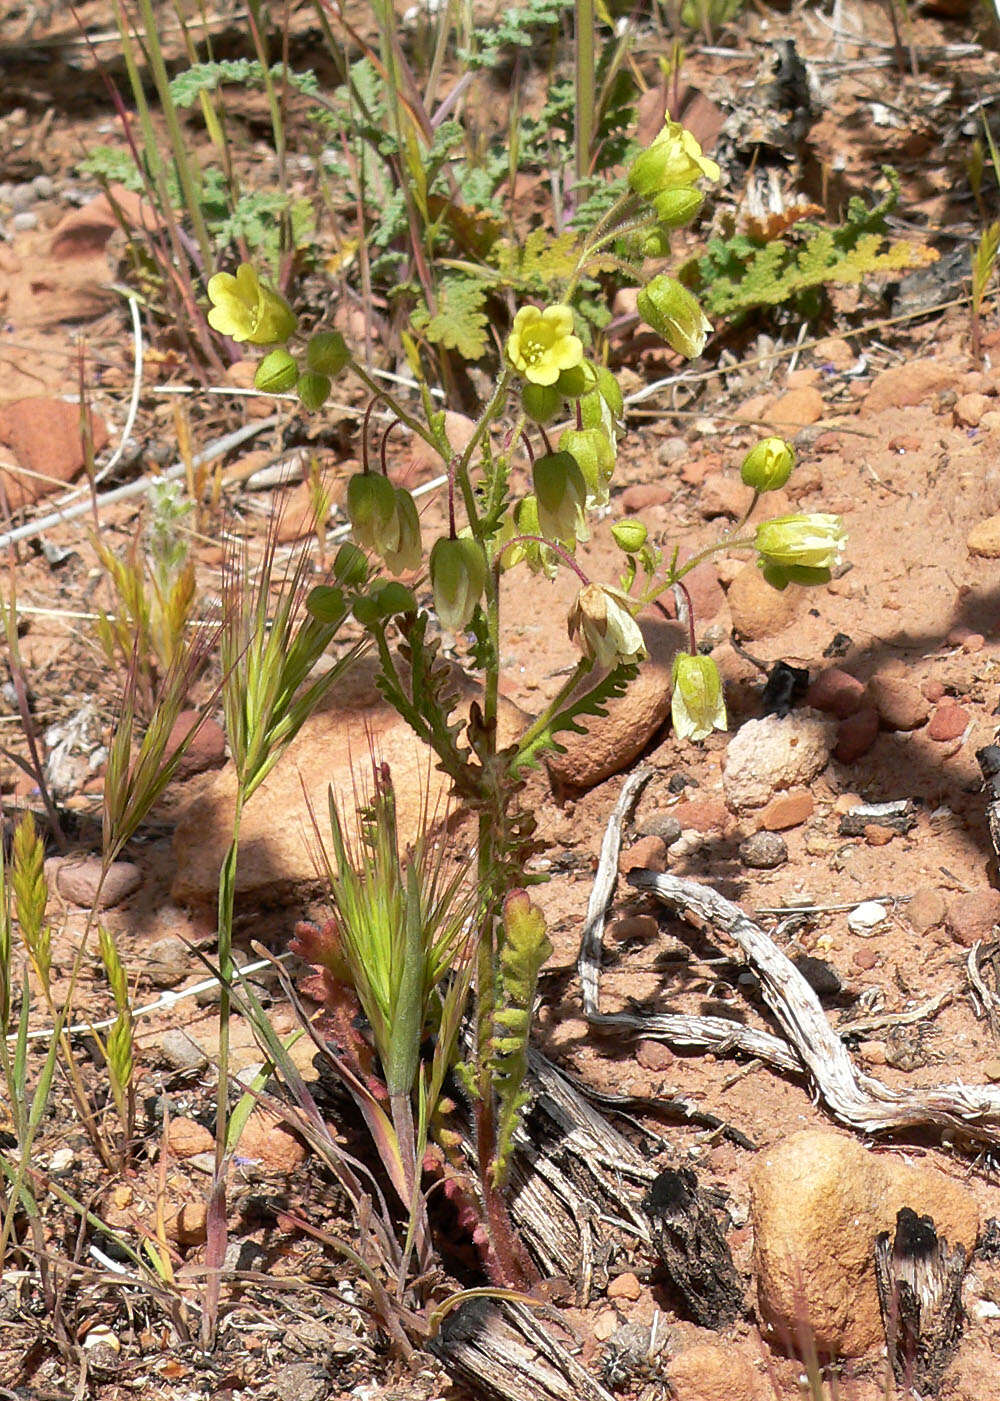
[947,624,985,652]
[48,1147,75,1176]
[144,935,192,989]
[237,1109,308,1172]
[57,857,141,909]
[620,834,668,875]
[592,1309,618,1342]
[657,437,687,465]
[12,211,38,232]
[817,337,855,371]
[921,678,945,702]
[159,1028,209,1074]
[806,668,864,719]
[620,481,673,511]
[665,1344,770,1401]
[864,359,957,412]
[726,563,802,640]
[723,711,835,811]
[853,949,878,971]
[167,1117,214,1159]
[739,830,788,869]
[907,887,946,933]
[967,515,1000,557]
[636,1039,675,1071]
[983,1058,1000,1083]
[10,184,37,212]
[955,392,990,427]
[864,824,893,847]
[31,174,55,199]
[608,915,659,942]
[607,1271,642,1301]
[668,797,729,832]
[847,901,887,934]
[834,706,879,763]
[166,1200,208,1247]
[758,790,814,831]
[946,889,1000,947]
[928,703,970,742]
[698,473,754,519]
[166,709,227,779]
[637,813,682,845]
[867,674,929,731]
[765,385,825,435]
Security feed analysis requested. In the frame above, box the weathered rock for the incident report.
[165,1200,208,1247]
[237,1109,308,1172]
[144,934,194,989]
[765,385,825,435]
[636,1039,675,1072]
[928,703,970,742]
[723,711,835,810]
[665,1344,771,1401]
[621,481,673,511]
[758,790,813,831]
[548,615,683,791]
[637,812,682,845]
[806,667,864,719]
[172,653,529,904]
[167,1117,214,1159]
[158,1029,209,1074]
[739,830,788,869]
[57,857,141,909]
[946,889,1000,948]
[620,834,668,875]
[0,398,109,509]
[867,674,930,731]
[955,391,990,427]
[697,472,753,519]
[864,359,957,412]
[606,1271,642,1301]
[967,515,1000,558]
[750,1131,978,1358]
[726,563,803,640]
[835,706,879,763]
[166,709,227,780]
[907,887,947,934]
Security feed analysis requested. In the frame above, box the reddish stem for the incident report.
[379,417,403,476]
[507,533,589,584]
[675,577,697,655]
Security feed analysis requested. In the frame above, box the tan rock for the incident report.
[955,391,990,427]
[167,1117,214,1160]
[606,1271,642,1301]
[665,1344,770,1401]
[967,514,1000,558]
[867,673,930,731]
[750,1130,978,1358]
[547,615,684,791]
[0,398,109,509]
[765,386,825,436]
[724,711,835,810]
[864,359,957,412]
[726,563,803,640]
[165,1200,208,1247]
[171,652,528,905]
[237,1109,308,1173]
[906,886,946,933]
[758,789,814,831]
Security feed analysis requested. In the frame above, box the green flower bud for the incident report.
[671,653,727,742]
[298,371,332,411]
[555,361,597,399]
[429,536,487,631]
[640,226,672,258]
[628,121,720,201]
[652,186,704,228]
[333,542,369,587]
[522,382,564,425]
[611,518,648,553]
[372,580,417,616]
[305,585,346,625]
[347,473,398,554]
[559,426,616,507]
[352,594,382,627]
[568,585,646,669]
[254,347,299,394]
[381,487,422,574]
[637,275,712,360]
[306,331,351,378]
[754,514,846,577]
[533,451,589,548]
[740,437,796,493]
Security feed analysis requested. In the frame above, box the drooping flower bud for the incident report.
[611,518,648,554]
[754,513,846,589]
[254,347,299,394]
[206,263,297,344]
[740,437,796,493]
[381,487,422,574]
[429,536,487,631]
[346,473,398,554]
[533,452,589,548]
[637,275,712,360]
[671,653,727,741]
[506,304,583,386]
[628,121,720,201]
[559,427,616,507]
[306,330,351,378]
[297,371,332,411]
[568,584,646,670]
[652,185,705,228]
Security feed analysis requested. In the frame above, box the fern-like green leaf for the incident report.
[513,661,638,775]
[412,278,489,360]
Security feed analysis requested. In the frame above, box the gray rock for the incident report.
[738,830,788,869]
[144,934,192,988]
[158,1029,208,1074]
[56,857,141,909]
[723,710,835,810]
[12,211,38,232]
[637,813,683,845]
[31,174,55,199]
[9,183,37,212]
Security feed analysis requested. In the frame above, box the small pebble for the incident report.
[982,1058,1000,1083]
[159,1028,208,1074]
[9,183,37,212]
[636,1039,674,1071]
[144,934,192,989]
[739,830,788,869]
[846,901,887,935]
[607,1271,642,1302]
[11,211,38,232]
[907,887,946,933]
[166,1116,214,1159]
[620,834,668,875]
[31,174,55,199]
[853,949,878,971]
[928,703,970,742]
[48,1147,75,1176]
[57,857,141,909]
[865,824,894,847]
[759,790,814,831]
[946,890,1000,948]
[637,813,683,846]
[608,915,659,942]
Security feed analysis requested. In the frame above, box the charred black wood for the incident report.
[761,661,810,718]
[874,1207,967,1392]
[642,1167,744,1328]
[838,799,918,838]
[977,744,1000,861]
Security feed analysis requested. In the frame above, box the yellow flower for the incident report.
[671,653,727,742]
[629,121,720,200]
[506,305,583,387]
[755,513,846,577]
[568,585,646,670]
[206,263,297,345]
